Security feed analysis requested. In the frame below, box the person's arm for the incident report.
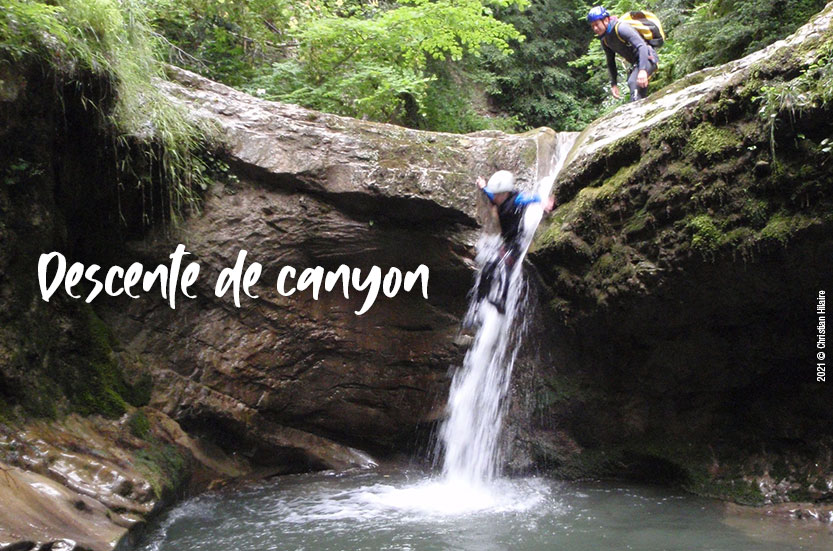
[514,193,556,212]
[603,42,617,86]
[476,176,495,203]
[602,42,620,98]
[513,192,541,206]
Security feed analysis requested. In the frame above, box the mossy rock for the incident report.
[688,122,742,159]
[623,208,653,237]
[649,114,688,147]
[48,306,153,419]
[757,211,817,246]
[133,439,190,500]
[128,409,152,440]
[687,214,723,254]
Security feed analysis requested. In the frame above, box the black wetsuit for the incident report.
[601,17,658,102]
[477,191,542,312]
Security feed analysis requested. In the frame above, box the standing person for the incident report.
[588,6,659,102]
[473,170,554,313]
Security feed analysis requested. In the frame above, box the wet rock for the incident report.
[94,68,565,465]
[0,50,566,548]
[0,412,245,551]
[520,3,833,504]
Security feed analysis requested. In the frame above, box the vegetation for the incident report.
[3,0,826,134]
[566,0,827,122]
[146,0,528,131]
[134,439,189,498]
[0,0,216,223]
[63,307,152,418]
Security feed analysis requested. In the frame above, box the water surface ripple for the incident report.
[136,470,831,551]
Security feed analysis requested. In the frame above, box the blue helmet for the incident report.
[587,6,609,23]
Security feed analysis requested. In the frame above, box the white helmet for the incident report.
[485,170,515,194]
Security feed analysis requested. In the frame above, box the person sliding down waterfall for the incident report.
[469,170,555,317]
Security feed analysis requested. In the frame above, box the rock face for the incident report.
[3,5,833,546]
[0,412,245,551]
[1,56,564,549]
[520,3,833,505]
[99,67,563,466]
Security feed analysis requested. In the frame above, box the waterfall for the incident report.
[438,132,578,487]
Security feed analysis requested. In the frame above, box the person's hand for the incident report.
[476,176,486,189]
[611,84,621,99]
[544,196,556,213]
[637,69,649,88]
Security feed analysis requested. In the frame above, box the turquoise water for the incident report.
[135,470,831,551]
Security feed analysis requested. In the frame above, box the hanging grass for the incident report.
[0,0,216,223]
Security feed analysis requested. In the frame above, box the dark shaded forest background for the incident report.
[2,0,827,136]
[144,0,826,132]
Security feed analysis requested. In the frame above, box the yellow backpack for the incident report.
[615,10,666,48]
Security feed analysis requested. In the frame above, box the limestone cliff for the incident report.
[0,57,559,548]
[2,3,833,547]
[520,2,833,506]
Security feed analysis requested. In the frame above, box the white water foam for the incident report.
[437,132,578,490]
[274,475,553,522]
[239,133,581,524]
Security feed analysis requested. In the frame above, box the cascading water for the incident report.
[135,129,833,550]
[437,132,579,488]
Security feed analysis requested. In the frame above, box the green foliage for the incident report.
[411,59,522,132]
[146,0,308,86]
[244,0,527,125]
[754,38,833,160]
[128,410,152,439]
[0,0,68,61]
[687,214,722,253]
[671,0,826,78]
[486,0,600,130]
[0,0,215,222]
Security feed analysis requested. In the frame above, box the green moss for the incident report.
[720,226,754,248]
[741,199,770,227]
[757,212,812,245]
[623,208,651,236]
[123,371,153,408]
[687,214,723,254]
[689,122,742,159]
[59,306,150,418]
[72,308,127,418]
[649,114,687,147]
[133,440,189,499]
[598,163,638,200]
[536,217,567,248]
[128,410,151,439]
[663,161,697,184]
[691,178,731,208]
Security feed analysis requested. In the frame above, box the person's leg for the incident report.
[627,66,640,102]
[477,259,497,303]
[630,60,658,101]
